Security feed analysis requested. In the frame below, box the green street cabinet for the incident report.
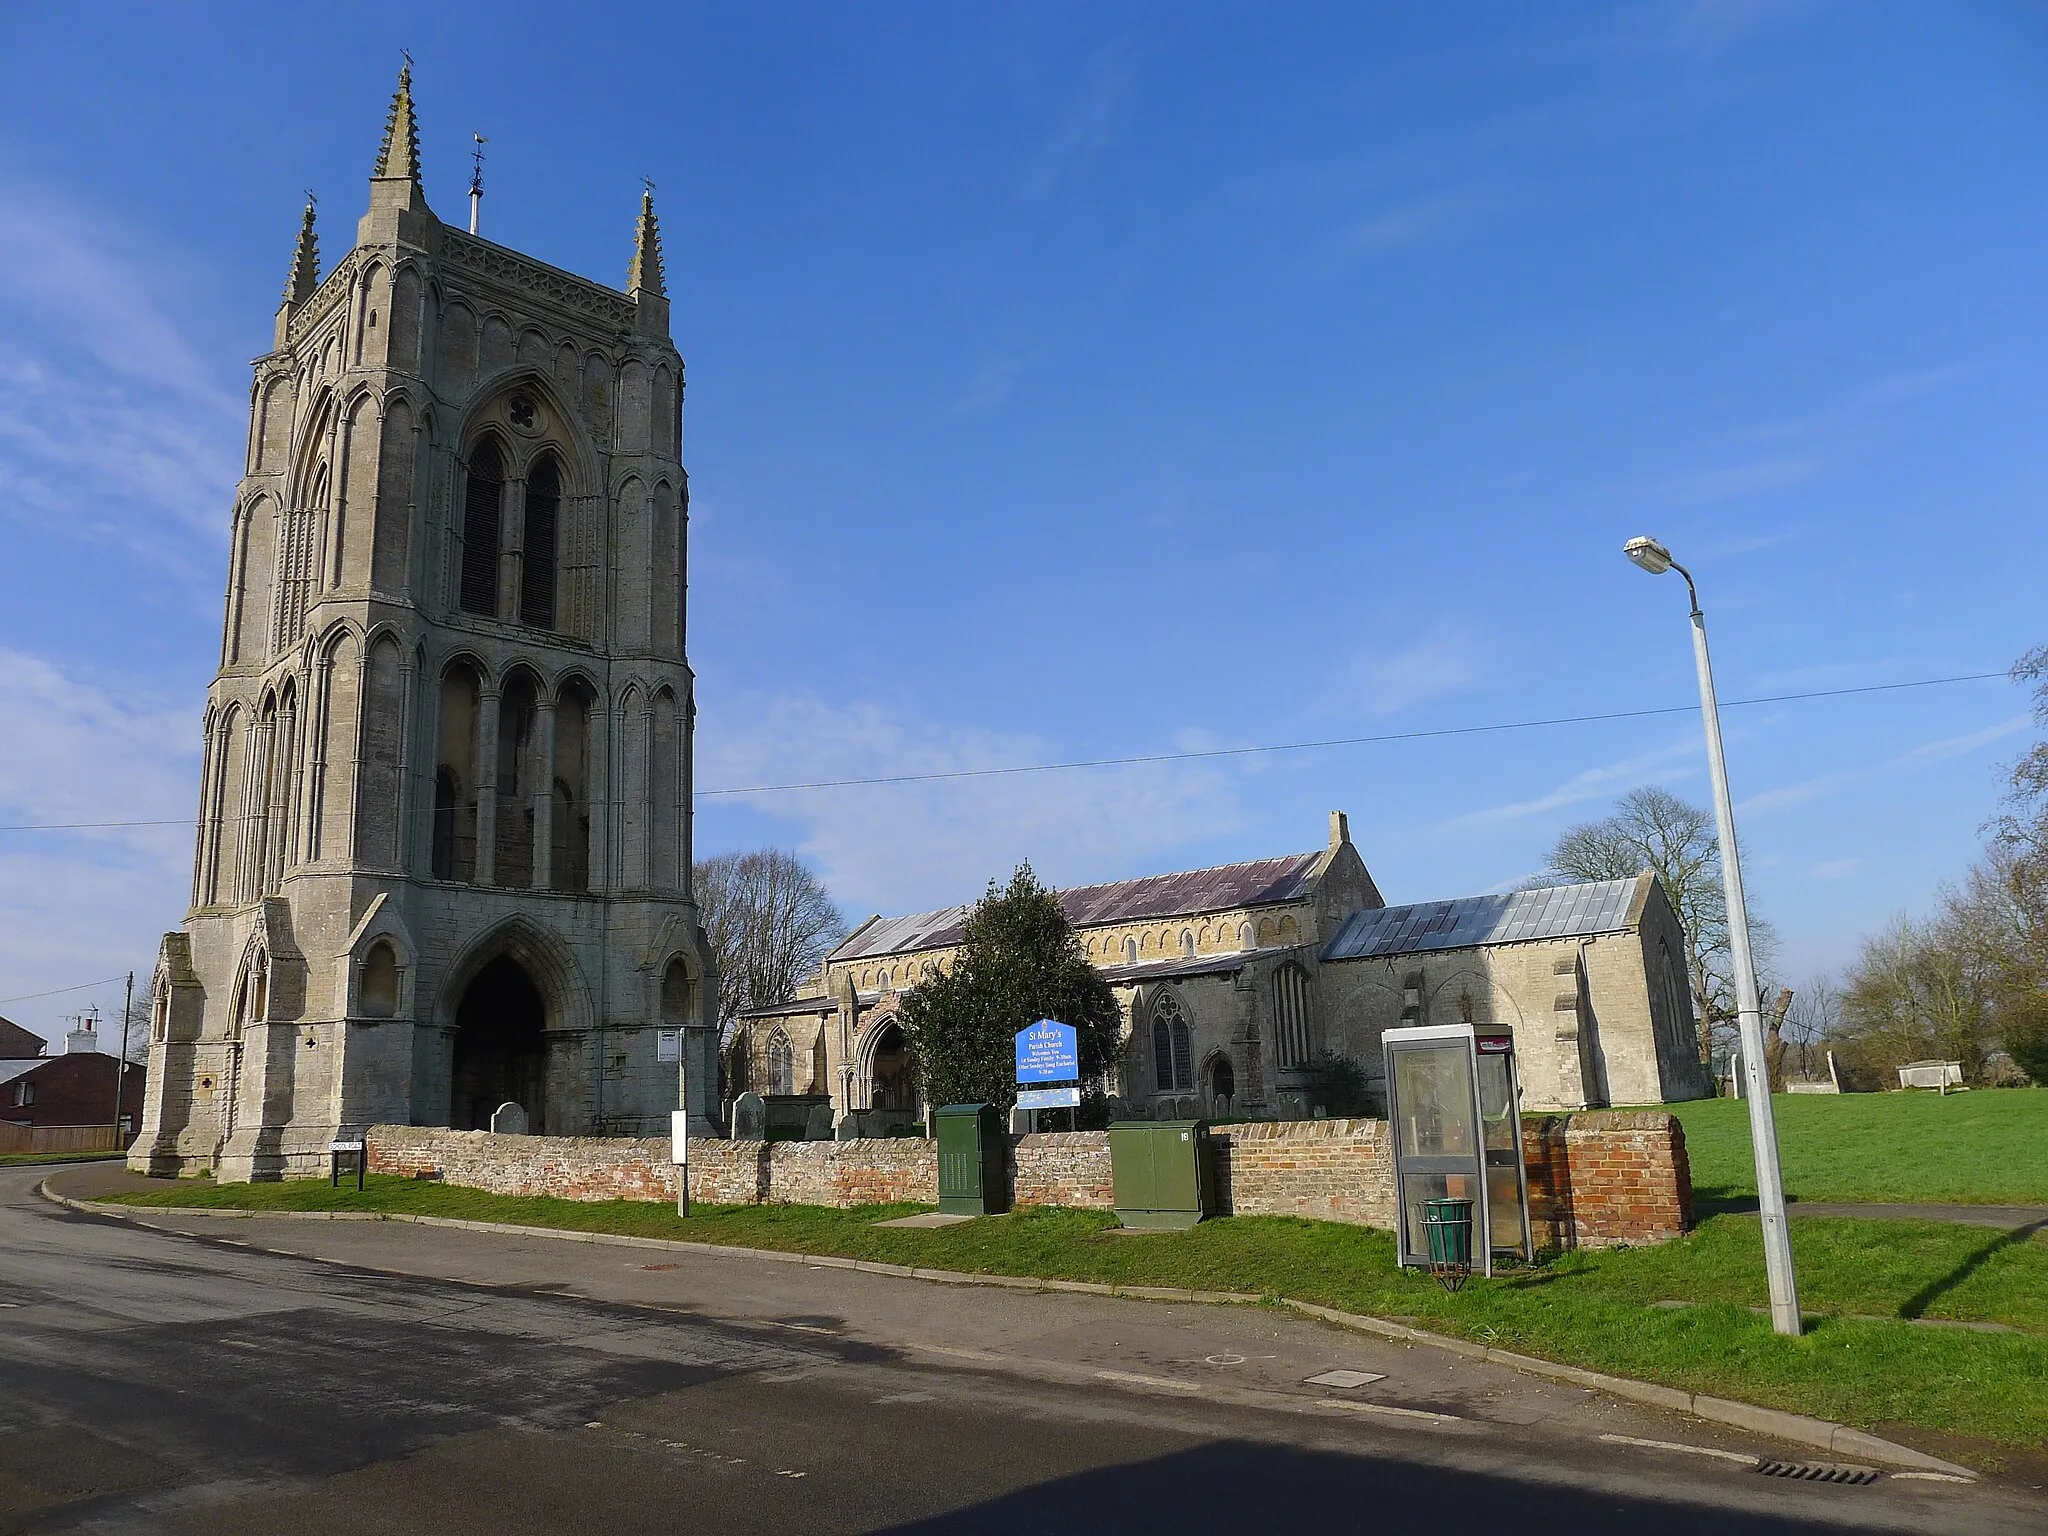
[1108,1120,1217,1229]
[936,1103,1009,1215]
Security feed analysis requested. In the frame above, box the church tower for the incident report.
[131,66,716,1180]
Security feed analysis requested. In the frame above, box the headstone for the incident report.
[1009,1104,1035,1135]
[804,1103,835,1141]
[731,1091,766,1141]
[489,1101,528,1135]
[835,1111,862,1142]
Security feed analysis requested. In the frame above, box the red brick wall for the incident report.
[365,1111,1690,1248]
[1521,1110,1693,1249]
[2,1055,146,1139]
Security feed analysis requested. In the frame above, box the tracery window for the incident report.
[1273,963,1313,1070]
[460,441,504,616]
[767,1029,795,1097]
[1151,990,1193,1093]
[520,456,559,628]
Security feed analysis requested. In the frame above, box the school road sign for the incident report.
[1015,1019,1079,1083]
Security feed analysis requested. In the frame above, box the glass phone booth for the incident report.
[1383,1023,1533,1276]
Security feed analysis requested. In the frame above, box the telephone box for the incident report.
[1383,1023,1532,1276]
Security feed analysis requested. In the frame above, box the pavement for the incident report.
[1785,1202,2048,1232]
[2,1164,2041,1533]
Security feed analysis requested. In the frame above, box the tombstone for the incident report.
[804,1103,835,1141]
[731,1091,766,1141]
[489,1101,529,1136]
[1009,1104,1036,1136]
[834,1111,863,1142]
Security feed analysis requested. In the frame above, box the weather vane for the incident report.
[469,133,489,235]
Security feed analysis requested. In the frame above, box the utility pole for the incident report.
[113,970,133,1145]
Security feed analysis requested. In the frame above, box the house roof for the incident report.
[1321,876,1646,963]
[827,851,1329,965]
[1094,947,1296,986]
[0,1060,45,1087]
[0,1019,46,1059]
[737,994,836,1021]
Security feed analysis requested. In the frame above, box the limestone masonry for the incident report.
[132,66,715,1180]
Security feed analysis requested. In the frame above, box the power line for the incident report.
[0,975,129,1006]
[0,669,2011,830]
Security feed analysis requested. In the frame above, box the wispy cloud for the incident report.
[1656,455,1824,506]
[0,168,240,570]
[0,646,201,1040]
[1335,624,1486,718]
[1812,858,1861,879]
[698,691,1246,918]
[1451,737,1700,827]
[1739,713,2032,814]
[1017,39,1138,204]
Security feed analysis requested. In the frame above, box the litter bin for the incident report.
[935,1103,1007,1215]
[1421,1197,1474,1267]
[1108,1120,1216,1229]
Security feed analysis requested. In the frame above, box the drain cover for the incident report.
[1304,1369,1387,1389]
[1754,1461,1881,1486]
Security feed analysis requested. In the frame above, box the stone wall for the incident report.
[366,1110,1691,1249]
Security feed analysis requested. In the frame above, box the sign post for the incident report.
[1014,1019,1081,1131]
[671,1109,690,1218]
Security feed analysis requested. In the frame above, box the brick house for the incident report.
[0,1019,147,1140]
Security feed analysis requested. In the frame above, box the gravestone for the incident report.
[804,1103,835,1141]
[731,1091,766,1141]
[1009,1105,1036,1135]
[835,1111,863,1142]
[489,1102,528,1136]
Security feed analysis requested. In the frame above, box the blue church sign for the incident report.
[1015,1019,1079,1084]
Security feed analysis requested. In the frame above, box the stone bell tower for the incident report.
[131,65,717,1180]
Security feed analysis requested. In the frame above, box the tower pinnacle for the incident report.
[628,184,666,299]
[281,196,320,309]
[372,57,422,184]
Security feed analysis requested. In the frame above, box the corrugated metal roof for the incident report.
[828,851,1326,965]
[1321,877,1643,962]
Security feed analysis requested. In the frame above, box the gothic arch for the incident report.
[433,915,594,1037]
[1426,967,1527,1030]
[456,369,603,493]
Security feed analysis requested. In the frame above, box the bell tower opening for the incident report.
[450,955,546,1132]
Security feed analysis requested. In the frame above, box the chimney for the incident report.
[1328,810,1351,850]
[65,1022,99,1055]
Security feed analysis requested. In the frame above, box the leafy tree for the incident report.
[695,848,846,1027]
[1837,911,1997,1082]
[1543,786,1775,1067]
[1298,1051,1376,1118]
[897,863,1120,1112]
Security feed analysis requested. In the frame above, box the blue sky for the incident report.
[1,2,2043,1042]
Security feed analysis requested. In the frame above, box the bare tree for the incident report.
[1782,973,1840,1081]
[694,849,847,1029]
[1544,785,1776,1067]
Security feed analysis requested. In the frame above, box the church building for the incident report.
[131,67,717,1180]
[735,814,1713,1131]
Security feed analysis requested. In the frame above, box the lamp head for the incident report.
[1624,536,1674,575]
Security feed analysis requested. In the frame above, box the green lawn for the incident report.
[0,1151,124,1167]
[104,1174,2048,1457]
[1668,1088,2048,1205]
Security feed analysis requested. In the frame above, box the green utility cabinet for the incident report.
[935,1103,1008,1215]
[1108,1120,1217,1229]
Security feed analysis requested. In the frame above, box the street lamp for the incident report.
[1623,536,1803,1338]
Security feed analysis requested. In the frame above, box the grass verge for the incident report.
[101,1174,2048,1453]
[1,1151,124,1167]
[1669,1088,2048,1205]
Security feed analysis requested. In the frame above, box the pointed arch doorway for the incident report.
[450,955,547,1132]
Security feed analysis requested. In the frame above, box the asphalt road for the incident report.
[0,1166,2038,1534]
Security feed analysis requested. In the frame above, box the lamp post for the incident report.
[1623,536,1803,1338]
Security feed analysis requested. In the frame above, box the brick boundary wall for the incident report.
[366,1110,1690,1249]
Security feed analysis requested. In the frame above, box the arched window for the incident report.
[1273,963,1313,1070]
[520,456,559,628]
[460,441,503,616]
[661,957,693,1024]
[1209,1054,1235,1112]
[1151,991,1193,1093]
[1180,930,1196,958]
[767,1030,794,1096]
[1124,937,1139,965]
[432,769,461,880]
[360,941,399,1018]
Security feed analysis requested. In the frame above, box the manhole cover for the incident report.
[1304,1369,1387,1389]
[1754,1461,1881,1486]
